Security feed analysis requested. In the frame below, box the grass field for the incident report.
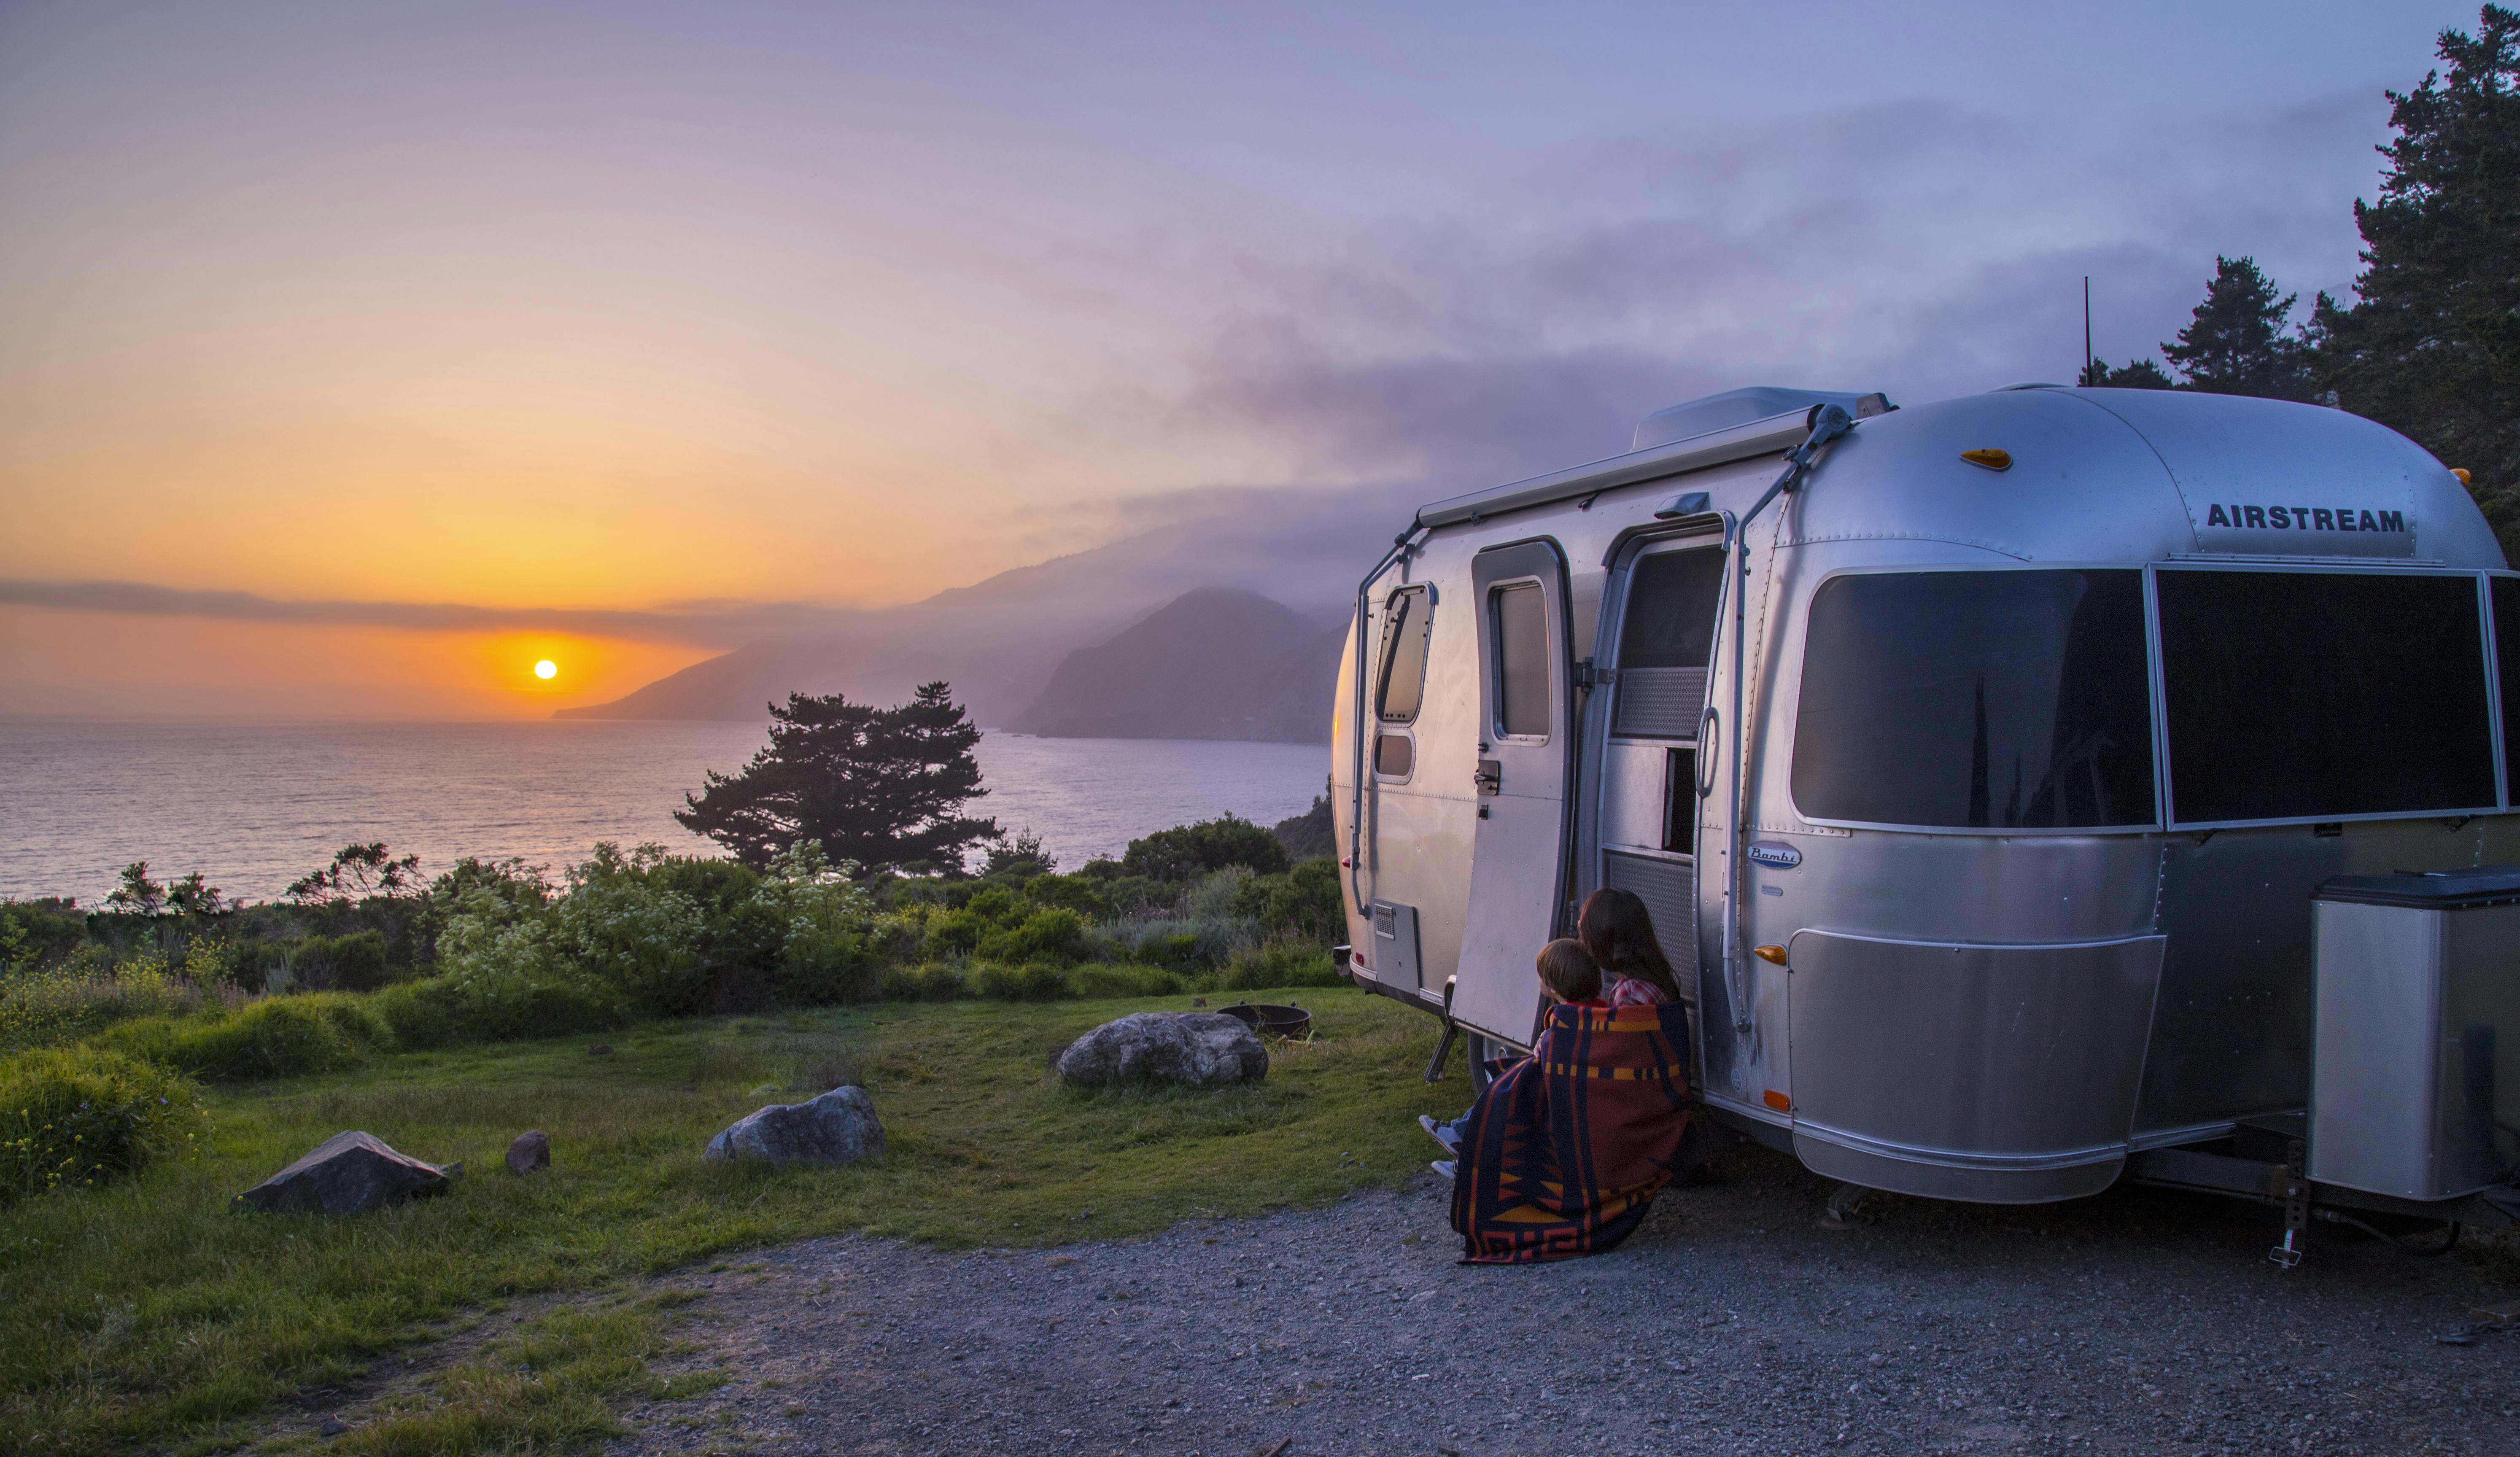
[0,987,1448,1456]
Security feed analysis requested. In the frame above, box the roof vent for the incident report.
[1633,386,1872,452]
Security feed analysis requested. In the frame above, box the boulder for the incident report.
[1054,1012,1268,1090]
[506,1130,551,1174]
[703,1085,884,1166]
[234,1131,452,1215]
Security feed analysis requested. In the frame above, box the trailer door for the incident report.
[1453,538,1576,1042]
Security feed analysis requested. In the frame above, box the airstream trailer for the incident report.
[1333,382,2520,1254]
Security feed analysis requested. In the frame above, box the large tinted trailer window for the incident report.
[2157,569,2495,823]
[1793,570,2155,828]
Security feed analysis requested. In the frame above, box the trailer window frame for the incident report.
[2150,561,2507,831]
[1374,584,1434,727]
[1783,561,2165,837]
[1488,578,1554,744]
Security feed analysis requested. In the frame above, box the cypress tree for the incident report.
[677,682,999,874]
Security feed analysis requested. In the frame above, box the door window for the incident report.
[1491,582,1550,739]
[1614,547,1726,739]
[1618,549,1725,669]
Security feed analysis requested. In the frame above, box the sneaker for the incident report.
[1418,1114,1461,1153]
[1431,1159,1457,1180]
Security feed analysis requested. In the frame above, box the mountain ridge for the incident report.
[1008,587,1339,743]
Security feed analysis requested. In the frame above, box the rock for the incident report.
[703,1085,884,1166]
[233,1131,451,1215]
[318,1418,348,1437]
[1054,1012,1267,1090]
[506,1130,551,1174]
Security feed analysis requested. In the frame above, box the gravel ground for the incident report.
[605,1141,2519,1457]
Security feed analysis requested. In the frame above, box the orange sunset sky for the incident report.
[0,2,2466,719]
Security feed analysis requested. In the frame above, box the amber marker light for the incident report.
[1754,944,1788,964]
[2453,468,2472,484]
[1960,448,2013,471]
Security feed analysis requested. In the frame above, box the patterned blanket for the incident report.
[1449,1001,1693,1263]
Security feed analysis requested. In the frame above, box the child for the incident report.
[1534,937,1607,1008]
[1427,940,1606,1173]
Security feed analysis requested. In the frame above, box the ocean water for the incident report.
[0,721,1331,905]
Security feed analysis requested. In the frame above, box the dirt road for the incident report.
[606,1142,2518,1456]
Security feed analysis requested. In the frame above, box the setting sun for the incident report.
[534,659,558,680]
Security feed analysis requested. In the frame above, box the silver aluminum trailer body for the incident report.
[1333,384,2520,1207]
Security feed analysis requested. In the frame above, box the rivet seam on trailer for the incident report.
[1778,531,2031,560]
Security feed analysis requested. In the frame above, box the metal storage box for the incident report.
[2309,869,2520,1200]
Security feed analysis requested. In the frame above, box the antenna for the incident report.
[2082,276,2093,386]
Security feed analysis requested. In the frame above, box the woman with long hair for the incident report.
[1576,887,1684,1007]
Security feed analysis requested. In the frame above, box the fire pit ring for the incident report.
[1216,1002,1312,1041]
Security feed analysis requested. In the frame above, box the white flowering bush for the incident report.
[747,842,903,1005]
[552,843,709,1018]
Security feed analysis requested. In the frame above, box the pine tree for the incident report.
[2161,256,2315,399]
[677,683,1000,873]
[2313,6,2520,556]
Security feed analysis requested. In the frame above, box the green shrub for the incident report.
[0,1045,204,1205]
[1020,873,1112,920]
[1213,944,1344,991]
[1096,919,1244,970]
[0,950,240,1051]
[369,977,461,1050]
[104,996,363,1082]
[375,972,625,1050]
[772,926,872,1006]
[969,961,1071,1002]
[553,845,707,1018]
[1120,815,1289,881]
[290,930,391,992]
[1066,962,1183,999]
[751,842,888,1005]
[1272,794,1335,860]
[1183,867,1255,920]
[648,857,787,1009]
[1232,858,1345,945]
[291,990,393,1048]
[975,908,1086,967]
[0,900,88,975]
